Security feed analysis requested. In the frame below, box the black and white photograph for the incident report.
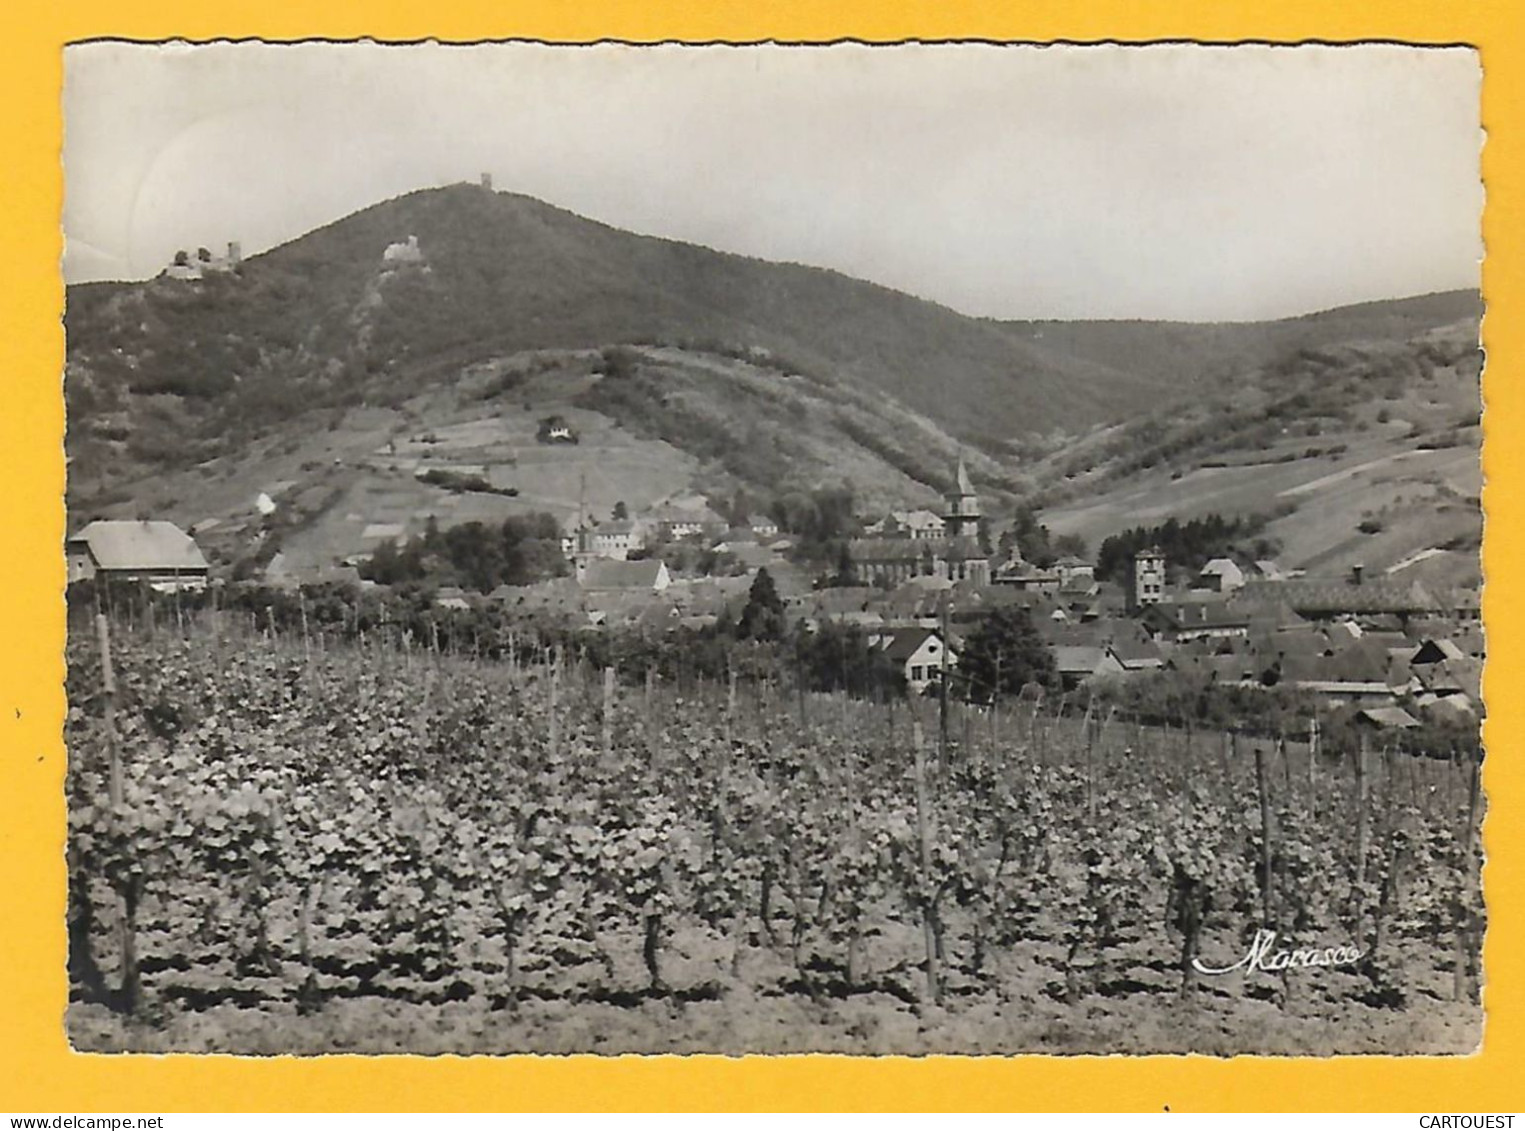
[61,41,1485,1056]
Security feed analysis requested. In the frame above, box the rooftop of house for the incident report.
[69,520,208,572]
[1148,599,1250,629]
[878,627,948,663]
[580,559,668,591]
[1108,637,1166,667]
[647,503,723,526]
[1235,578,1439,616]
[1358,706,1422,729]
[1054,645,1107,674]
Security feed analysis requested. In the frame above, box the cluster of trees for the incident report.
[1079,667,1481,761]
[999,505,1085,568]
[1094,513,1276,582]
[361,514,566,593]
[417,468,518,496]
[955,606,1057,702]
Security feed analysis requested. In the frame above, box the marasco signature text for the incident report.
[1192,928,1362,975]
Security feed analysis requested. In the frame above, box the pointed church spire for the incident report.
[956,454,974,496]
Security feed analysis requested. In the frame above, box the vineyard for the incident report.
[65,606,1485,1055]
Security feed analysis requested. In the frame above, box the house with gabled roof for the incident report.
[1196,557,1247,594]
[1412,637,1468,666]
[1234,577,1439,624]
[1053,645,1121,691]
[577,558,670,593]
[1107,637,1166,674]
[1357,706,1422,731]
[868,627,956,692]
[66,520,209,591]
[1142,599,1250,644]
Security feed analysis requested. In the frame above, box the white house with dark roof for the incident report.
[1196,558,1247,593]
[868,627,956,692]
[67,520,209,591]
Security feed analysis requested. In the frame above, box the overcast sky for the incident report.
[62,42,1481,321]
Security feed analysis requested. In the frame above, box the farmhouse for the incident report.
[1053,645,1122,691]
[1196,558,1247,594]
[869,627,957,692]
[1141,599,1250,643]
[744,514,779,538]
[992,558,1062,593]
[646,504,725,542]
[67,520,209,591]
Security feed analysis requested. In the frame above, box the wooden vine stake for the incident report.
[548,648,561,766]
[726,665,737,750]
[602,665,616,768]
[644,665,657,761]
[991,652,1002,754]
[94,614,139,1013]
[95,614,123,809]
[1455,750,1483,1002]
[1254,737,1274,929]
[910,712,942,1005]
[1354,731,1370,935]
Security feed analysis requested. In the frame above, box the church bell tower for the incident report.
[943,456,981,541]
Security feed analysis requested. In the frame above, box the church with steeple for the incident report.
[849,456,990,587]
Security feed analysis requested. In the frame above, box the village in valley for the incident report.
[66,428,1483,746]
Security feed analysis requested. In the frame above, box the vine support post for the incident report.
[726,664,737,750]
[299,592,310,661]
[1354,730,1370,934]
[602,665,616,767]
[549,649,561,766]
[938,597,950,766]
[1278,731,1292,796]
[94,613,139,1013]
[910,712,942,1006]
[992,652,1002,754]
[1254,736,1274,929]
[1455,750,1483,1002]
[1082,701,1096,822]
[95,613,123,810]
[644,665,656,755]
[1308,715,1320,815]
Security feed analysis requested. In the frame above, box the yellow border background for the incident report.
[2,0,1516,1112]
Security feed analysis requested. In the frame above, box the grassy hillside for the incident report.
[65,182,1167,503]
[996,291,1481,392]
[68,342,1020,579]
[63,181,1483,582]
[1035,316,1482,582]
